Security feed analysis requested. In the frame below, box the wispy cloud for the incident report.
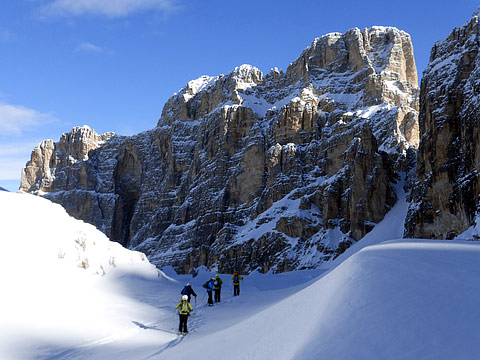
[0,103,54,136]
[0,140,43,181]
[0,153,33,180]
[76,42,104,53]
[0,141,42,157]
[0,101,56,184]
[40,0,177,18]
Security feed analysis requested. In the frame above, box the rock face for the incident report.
[406,12,480,239]
[21,26,419,273]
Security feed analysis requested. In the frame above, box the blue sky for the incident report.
[1,0,479,192]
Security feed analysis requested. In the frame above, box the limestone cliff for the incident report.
[406,12,480,239]
[21,26,419,273]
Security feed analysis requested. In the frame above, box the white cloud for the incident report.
[0,140,41,181]
[0,158,30,181]
[41,0,176,18]
[0,141,41,157]
[0,101,56,183]
[77,42,104,53]
[0,103,54,136]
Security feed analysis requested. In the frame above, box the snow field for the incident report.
[160,240,480,360]
[2,186,480,359]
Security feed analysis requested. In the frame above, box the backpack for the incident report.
[178,300,191,315]
[233,274,238,283]
[202,281,209,289]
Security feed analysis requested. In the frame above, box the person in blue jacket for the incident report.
[180,283,197,303]
[203,278,215,306]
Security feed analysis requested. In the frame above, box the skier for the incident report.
[180,283,197,303]
[214,274,223,303]
[232,271,243,296]
[203,278,215,306]
[176,295,193,334]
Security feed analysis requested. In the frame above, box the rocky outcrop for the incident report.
[406,12,480,239]
[20,126,121,241]
[22,26,419,273]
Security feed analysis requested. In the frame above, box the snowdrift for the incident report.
[0,192,164,359]
[162,240,480,360]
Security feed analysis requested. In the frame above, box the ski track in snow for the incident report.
[141,308,207,359]
[40,277,321,360]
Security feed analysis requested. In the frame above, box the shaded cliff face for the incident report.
[406,13,480,239]
[21,26,419,273]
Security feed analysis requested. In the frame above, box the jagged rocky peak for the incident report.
[20,126,115,193]
[406,11,480,239]
[429,11,479,66]
[159,64,263,125]
[59,125,115,160]
[160,26,419,153]
[22,25,419,274]
[284,26,419,153]
[287,26,417,86]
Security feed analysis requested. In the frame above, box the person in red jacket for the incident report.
[232,271,243,296]
[176,295,193,334]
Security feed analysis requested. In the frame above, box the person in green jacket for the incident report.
[176,295,193,334]
[214,274,223,302]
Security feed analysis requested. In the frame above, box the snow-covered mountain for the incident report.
[20,26,419,274]
[8,8,480,359]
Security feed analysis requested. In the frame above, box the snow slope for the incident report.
[0,192,165,359]
[2,190,480,359]
[162,240,480,360]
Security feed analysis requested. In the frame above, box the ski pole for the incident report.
[172,309,178,331]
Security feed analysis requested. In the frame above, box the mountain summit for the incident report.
[21,26,419,273]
